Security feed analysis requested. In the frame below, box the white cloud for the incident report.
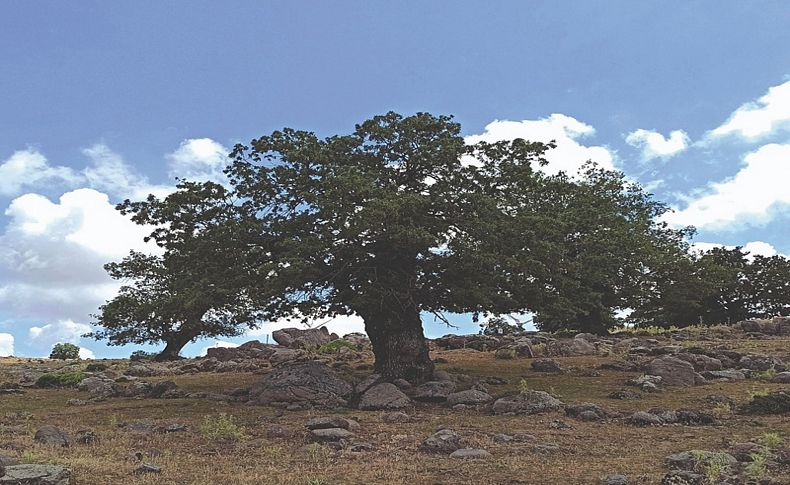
[29,320,92,348]
[78,347,96,360]
[664,143,790,230]
[625,129,689,161]
[710,80,790,139]
[82,144,172,200]
[691,240,782,260]
[0,149,80,196]
[167,138,230,185]
[465,114,615,175]
[0,189,156,322]
[0,333,14,357]
[246,314,366,341]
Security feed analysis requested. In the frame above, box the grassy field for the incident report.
[1,333,789,484]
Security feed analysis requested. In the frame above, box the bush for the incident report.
[49,343,80,360]
[85,363,107,372]
[741,390,790,415]
[130,350,155,361]
[316,340,356,354]
[36,371,84,388]
[199,413,248,442]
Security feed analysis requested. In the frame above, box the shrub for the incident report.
[741,390,790,415]
[518,378,530,394]
[49,343,80,360]
[36,371,84,388]
[200,413,248,442]
[85,363,107,372]
[130,350,155,361]
[745,450,769,481]
[760,431,784,449]
[316,340,356,354]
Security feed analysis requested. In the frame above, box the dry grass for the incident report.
[1,334,789,484]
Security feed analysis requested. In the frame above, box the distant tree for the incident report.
[50,343,80,360]
[695,246,751,324]
[745,254,790,318]
[113,113,692,380]
[90,183,261,361]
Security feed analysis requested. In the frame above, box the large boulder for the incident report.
[33,426,71,447]
[419,429,462,454]
[446,389,493,406]
[271,327,336,349]
[0,464,71,484]
[645,356,703,386]
[675,353,722,372]
[358,383,411,410]
[205,341,274,361]
[738,353,786,371]
[249,361,353,407]
[492,391,564,415]
[413,381,456,402]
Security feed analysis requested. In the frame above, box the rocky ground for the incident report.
[1,320,789,484]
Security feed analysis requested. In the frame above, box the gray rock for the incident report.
[148,380,178,398]
[446,389,493,406]
[133,463,162,475]
[771,371,790,383]
[413,380,457,402]
[358,383,411,410]
[75,430,99,445]
[310,427,355,442]
[739,353,785,371]
[565,403,609,421]
[0,455,19,467]
[419,429,462,454]
[605,475,628,485]
[271,327,335,349]
[701,370,745,380]
[33,426,71,447]
[381,412,410,423]
[0,464,71,484]
[608,390,641,400]
[449,448,492,459]
[531,358,563,373]
[492,391,564,415]
[268,348,307,366]
[625,411,663,426]
[249,361,353,407]
[675,353,722,371]
[645,356,702,386]
[305,416,360,431]
[665,450,736,471]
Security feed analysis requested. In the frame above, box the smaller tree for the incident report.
[50,343,80,360]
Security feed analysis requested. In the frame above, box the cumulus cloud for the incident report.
[625,129,690,161]
[663,143,790,230]
[0,189,156,322]
[464,114,615,175]
[198,340,239,357]
[710,80,790,140]
[78,347,96,359]
[167,138,230,185]
[0,333,14,357]
[29,320,92,349]
[0,149,80,196]
[691,240,782,260]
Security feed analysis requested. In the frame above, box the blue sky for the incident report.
[2,1,790,358]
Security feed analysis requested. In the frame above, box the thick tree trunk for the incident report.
[362,306,434,383]
[154,333,194,361]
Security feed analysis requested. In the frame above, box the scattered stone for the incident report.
[531,358,563,373]
[34,426,71,447]
[349,442,376,452]
[413,380,457,402]
[161,423,187,433]
[249,361,353,407]
[605,475,628,485]
[75,429,99,445]
[305,416,360,432]
[608,390,641,400]
[625,375,663,392]
[358,383,411,410]
[645,356,703,386]
[446,389,493,406]
[0,455,19,467]
[665,450,736,471]
[740,389,790,415]
[264,425,292,438]
[661,471,705,485]
[565,403,609,421]
[492,391,564,415]
[449,448,492,459]
[148,380,178,398]
[480,376,508,385]
[625,411,663,426]
[381,412,410,423]
[419,429,462,454]
[0,464,71,484]
[739,353,785,372]
[493,434,513,442]
[700,370,745,380]
[310,428,355,442]
[133,463,162,475]
[729,442,760,462]
[549,420,573,430]
[675,352,722,371]
[271,327,336,349]
[771,372,790,383]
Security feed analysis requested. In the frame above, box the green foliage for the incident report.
[199,413,248,442]
[755,368,777,380]
[84,363,107,372]
[744,451,768,481]
[49,343,80,360]
[36,371,84,388]
[315,339,356,354]
[759,431,784,449]
[517,378,530,394]
[480,316,525,336]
